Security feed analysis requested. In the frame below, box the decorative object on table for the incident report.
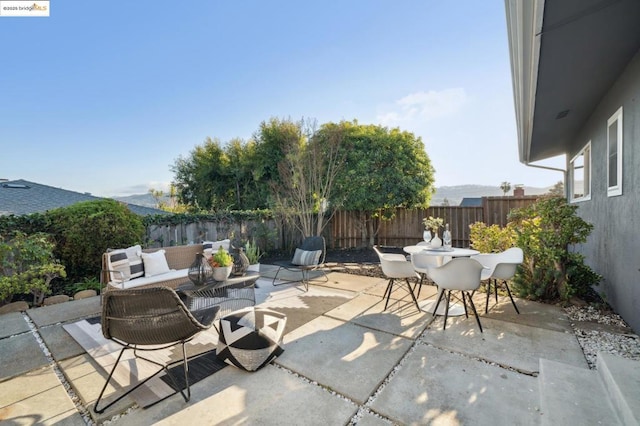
[208,246,233,281]
[422,229,432,244]
[216,307,287,371]
[188,252,213,286]
[244,239,263,272]
[422,216,444,247]
[232,247,250,276]
[443,223,452,249]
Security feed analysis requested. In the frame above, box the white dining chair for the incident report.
[429,257,485,332]
[410,251,441,298]
[488,247,523,314]
[373,246,421,312]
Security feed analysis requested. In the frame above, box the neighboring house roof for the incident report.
[505,0,640,163]
[0,179,168,216]
[459,197,482,207]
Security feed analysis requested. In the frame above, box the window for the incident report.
[570,142,591,202]
[607,107,623,197]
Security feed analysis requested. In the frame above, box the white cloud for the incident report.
[377,88,469,126]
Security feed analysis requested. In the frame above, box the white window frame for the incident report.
[607,107,623,197]
[570,142,591,202]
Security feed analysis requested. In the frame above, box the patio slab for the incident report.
[39,324,85,361]
[277,315,414,404]
[0,366,86,426]
[482,297,574,333]
[0,332,49,382]
[371,344,541,425]
[27,296,101,328]
[0,311,31,339]
[422,315,587,374]
[117,364,358,425]
[320,271,385,293]
[325,291,436,339]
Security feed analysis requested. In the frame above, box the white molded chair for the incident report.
[373,246,421,312]
[487,247,523,314]
[410,251,441,298]
[429,258,485,332]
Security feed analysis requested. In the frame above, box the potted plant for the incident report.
[422,216,444,246]
[208,246,233,281]
[244,239,263,272]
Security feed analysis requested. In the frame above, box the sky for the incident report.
[0,1,566,197]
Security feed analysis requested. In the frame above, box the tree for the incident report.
[548,181,565,197]
[149,185,189,213]
[331,122,435,247]
[270,119,347,238]
[500,181,511,196]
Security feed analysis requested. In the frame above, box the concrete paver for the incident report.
[0,366,86,426]
[0,332,49,382]
[422,316,587,374]
[0,311,30,339]
[119,364,358,426]
[40,324,86,361]
[27,297,101,327]
[371,344,541,425]
[278,315,414,404]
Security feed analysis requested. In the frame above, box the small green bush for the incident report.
[508,196,601,302]
[44,199,145,282]
[0,231,66,305]
[469,222,515,253]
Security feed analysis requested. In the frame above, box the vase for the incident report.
[431,232,442,247]
[212,266,233,282]
[188,253,212,286]
[232,248,250,276]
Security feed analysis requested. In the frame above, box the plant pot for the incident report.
[212,266,233,282]
[247,263,260,273]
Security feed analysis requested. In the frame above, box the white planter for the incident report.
[212,266,232,281]
[247,263,260,273]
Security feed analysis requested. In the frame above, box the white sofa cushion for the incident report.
[141,250,170,277]
[108,268,188,290]
[106,245,143,281]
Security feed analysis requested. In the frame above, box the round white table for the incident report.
[403,245,480,316]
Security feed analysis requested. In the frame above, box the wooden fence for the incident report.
[145,196,540,251]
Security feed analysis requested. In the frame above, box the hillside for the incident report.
[113,184,552,209]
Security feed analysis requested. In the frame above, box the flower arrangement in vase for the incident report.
[208,246,233,281]
[422,216,444,246]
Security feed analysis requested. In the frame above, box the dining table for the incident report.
[403,245,480,316]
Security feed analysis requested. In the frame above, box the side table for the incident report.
[176,271,259,323]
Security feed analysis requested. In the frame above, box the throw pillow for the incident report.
[141,250,171,277]
[291,248,322,266]
[106,244,143,282]
[202,239,231,251]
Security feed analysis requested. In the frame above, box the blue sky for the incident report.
[0,1,564,197]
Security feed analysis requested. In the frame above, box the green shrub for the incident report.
[44,199,145,282]
[507,196,601,302]
[469,222,515,253]
[0,231,66,306]
[66,276,102,295]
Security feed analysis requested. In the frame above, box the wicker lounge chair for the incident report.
[271,236,328,291]
[94,287,218,414]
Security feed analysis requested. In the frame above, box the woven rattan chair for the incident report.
[271,236,328,291]
[94,287,218,414]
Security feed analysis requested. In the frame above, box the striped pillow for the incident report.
[107,245,143,281]
[291,249,321,266]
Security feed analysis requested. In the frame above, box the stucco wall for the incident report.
[567,49,640,333]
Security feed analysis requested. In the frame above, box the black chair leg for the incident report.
[465,292,483,333]
[432,288,445,318]
[485,280,491,314]
[494,278,498,304]
[383,279,394,310]
[405,278,421,312]
[503,280,520,314]
[461,291,469,318]
[443,290,451,330]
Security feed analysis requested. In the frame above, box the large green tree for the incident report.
[331,121,435,247]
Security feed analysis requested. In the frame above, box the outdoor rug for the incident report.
[63,316,225,408]
[63,277,356,408]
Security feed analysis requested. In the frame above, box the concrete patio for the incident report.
[0,270,636,425]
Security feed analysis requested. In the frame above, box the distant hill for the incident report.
[114,184,551,209]
[432,185,550,206]
[112,193,168,208]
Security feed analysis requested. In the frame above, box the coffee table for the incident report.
[176,271,259,322]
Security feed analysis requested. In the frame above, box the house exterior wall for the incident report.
[566,49,640,333]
